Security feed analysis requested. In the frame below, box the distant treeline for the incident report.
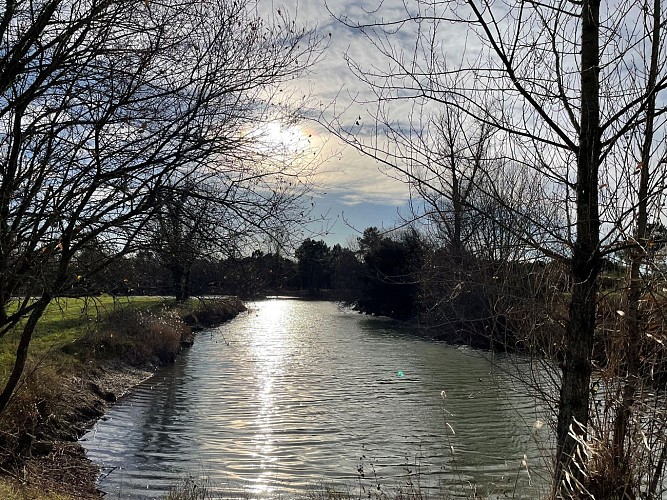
[63,226,634,352]
[66,240,359,299]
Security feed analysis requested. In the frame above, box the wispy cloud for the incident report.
[313,142,410,205]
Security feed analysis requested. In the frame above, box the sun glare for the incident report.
[252,120,312,157]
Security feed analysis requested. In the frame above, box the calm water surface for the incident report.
[81,299,550,498]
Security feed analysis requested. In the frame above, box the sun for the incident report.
[253,120,312,157]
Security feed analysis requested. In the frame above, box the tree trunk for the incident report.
[171,261,191,301]
[554,0,601,492]
[611,0,661,493]
[0,294,51,414]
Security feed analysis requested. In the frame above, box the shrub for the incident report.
[70,308,189,366]
[179,297,246,330]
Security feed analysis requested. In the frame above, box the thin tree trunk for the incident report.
[171,261,191,301]
[0,294,51,414]
[611,1,661,493]
[648,436,667,499]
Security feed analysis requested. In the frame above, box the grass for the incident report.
[0,295,244,371]
[0,482,69,500]
[0,296,174,375]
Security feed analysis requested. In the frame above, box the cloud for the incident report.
[316,169,408,206]
[313,140,411,205]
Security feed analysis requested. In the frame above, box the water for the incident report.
[81,299,551,498]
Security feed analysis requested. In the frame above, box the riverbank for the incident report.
[0,295,246,499]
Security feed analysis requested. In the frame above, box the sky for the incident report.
[267,0,667,255]
[264,0,417,248]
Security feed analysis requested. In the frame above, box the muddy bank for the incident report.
[13,362,154,499]
[0,296,246,499]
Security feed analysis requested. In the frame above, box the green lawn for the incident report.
[0,296,177,378]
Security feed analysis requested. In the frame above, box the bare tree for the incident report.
[415,104,493,263]
[0,0,323,414]
[325,0,667,495]
[152,181,215,301]
[151,128,319,302]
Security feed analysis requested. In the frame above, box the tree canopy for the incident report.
[0,0,323,413]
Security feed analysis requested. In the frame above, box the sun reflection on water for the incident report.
[247,299,297,495]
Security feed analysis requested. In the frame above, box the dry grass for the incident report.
[179,297,247,330]
[0,482,70,500]
[64,297,244,367]
[72,308,189,366]
[164,471,478,500]
[164,479,441,500]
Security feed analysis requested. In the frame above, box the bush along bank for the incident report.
[0,295,246,499]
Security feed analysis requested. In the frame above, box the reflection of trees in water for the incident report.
[135,357,195,466]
